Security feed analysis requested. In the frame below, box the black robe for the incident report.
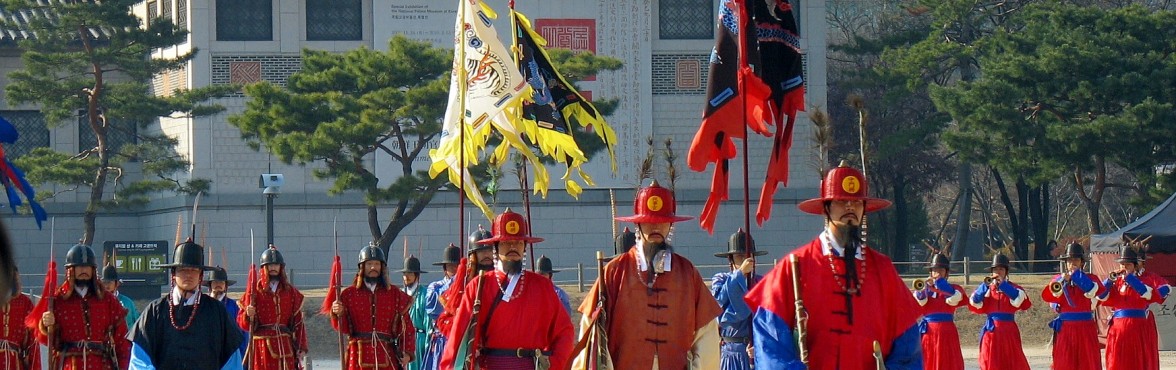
[129,293,243,369]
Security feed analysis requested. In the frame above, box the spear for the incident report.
[243,229,257,367]
[332,217,345,368]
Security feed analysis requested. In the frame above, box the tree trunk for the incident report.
[1015,178,1030,269]
[893,175,911,268]
[950,163,973,261]
[80,26,106,246]
[1074,155,1106,235]
[1028,183,1051,271]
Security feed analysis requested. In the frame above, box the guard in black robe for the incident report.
[127,238,244,370]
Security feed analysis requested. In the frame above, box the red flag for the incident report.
[689,0,772,233]
[25,260,56,329]
[241,264,257,308]
[320,255,341,315]
[755,0,806,225]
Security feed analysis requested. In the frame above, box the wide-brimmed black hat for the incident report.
[1058,242,1086,261]
[1117,247,1141,264]
[614,227,636,256]
[159,239,215,271]
[433,244,461,266]
[714,229,768,258]
[927,253,951,271]
[203,267,236,287]
[400,255,427,274]
[987,253,1010,271]
[537,255,559,274]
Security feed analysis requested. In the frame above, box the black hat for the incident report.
[400,255,427,274]
[204,267,236,287]
[927,253,951,271]
[468,227,493,252]
[1117,247,1141,264]
[537,255,559,274]
[359,243,386,265]
[102,264,120,282]
[65,244,97,268]
[260,244,285,266]
[987,253,1010,271]
[714,229,768,258]
[159,239,215,271]
[1058,242,1086,261]
[433,244,461,266]
[614,227,636,256]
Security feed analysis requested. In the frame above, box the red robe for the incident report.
[1100,275,1159,370]
[1039,273,1103,370]
[1140,270,1168,370]
[967,280,1031,370]
[238,281,307,370]
[578,248,722,370]
[441,270,574,370]
[2,294,39,370]
[330,282,416,370]
[744,238,922,370]
[914,282,965,370]
[36,288,130,370]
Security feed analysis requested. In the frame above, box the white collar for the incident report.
[634,239,672,273]
[498,271,521,302]
[74,286,89,298]
[820,229,864,260]
[365,282,377,292]
[268,281,279,292]
[170,287,200,306]
[405,283,419,296]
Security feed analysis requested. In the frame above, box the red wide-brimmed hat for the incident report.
[615,180,693,223]
[797,161,892,215]
[477,208,545,244]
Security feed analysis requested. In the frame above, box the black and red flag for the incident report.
[688,0,773,233]
[755,0,806,225]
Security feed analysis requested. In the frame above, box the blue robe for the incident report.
[711,271,760,370]
[217,295,249,356]
[405,283,431,370]
[554,284,572,319]
[420,275,453,370]
[117,292,141,330]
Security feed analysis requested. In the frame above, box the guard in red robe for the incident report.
[1098,246,1159,370]
[1040,242,1102,370]
[1137,248,1170,370]
[330,244,416,369]
[967,253,1031,370]
[913,253,964,370]
[441,209,574,370]
[745,163,922,370]
[239,245,307,370]
[1,269,39,370]
[33,244,130,370]
[573,180,722,370]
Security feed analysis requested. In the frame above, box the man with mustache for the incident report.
[441,209,574,370]
[34,243,130,369]
[419,243,461,370]
[239,244,307,370]
[206,266,248,358]
[745,162,923,369]
[100,263,139,330]
[330,244,416,369]
[1,267,39,369]
[127,239,244,369]
[400,255,430,370]
[573,180,722,370]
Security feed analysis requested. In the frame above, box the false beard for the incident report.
[500,260,524,275]
[476,262,494,272]
[363,275,387,287]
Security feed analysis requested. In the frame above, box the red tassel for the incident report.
[25,261,56,329]
[756,88,804,226]
[699,162,731,234]
[320,255,341,315]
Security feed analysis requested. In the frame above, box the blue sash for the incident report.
[1112,309,1148,319]
[979,312,1015,343]
[918,313,954,334]
[1048,312,1093,332]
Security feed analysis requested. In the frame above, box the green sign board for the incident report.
[102,241,169,286]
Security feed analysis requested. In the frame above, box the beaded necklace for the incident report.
[495,271,525,301]
[826,251,867,295]
[168,290,201,331]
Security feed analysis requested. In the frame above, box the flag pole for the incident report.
[456,0,469,254]
[507,0,537,271]
[738,0,757,274]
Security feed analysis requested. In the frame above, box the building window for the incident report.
[659,0,713,40]
[176,0,188,30]
[306,0,362,41]
[147,1,158,23]
[161,0,172,23]
[78,112,138,154]
[216,0,273,41]
[0,111,49,158]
